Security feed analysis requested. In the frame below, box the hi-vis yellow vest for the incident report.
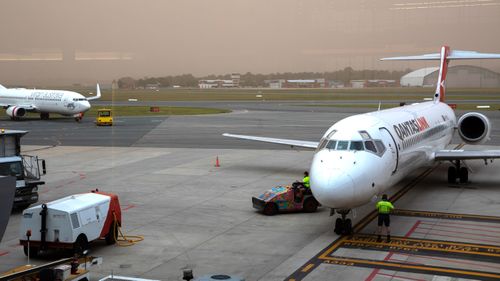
[376,200,394,214]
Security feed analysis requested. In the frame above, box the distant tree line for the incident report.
[117,67,411,89]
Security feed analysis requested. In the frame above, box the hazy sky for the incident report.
[1,0,500,85]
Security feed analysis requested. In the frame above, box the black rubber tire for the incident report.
[73,235,88,255]
[105,222,118,245]
[344,219,353,235]
[40,113,49,120]
[447,167,457,184]
[23,245,39,258]
[303,197,319,213]
[334,218,344,235]
[263,203,278,216]
[459,167,468,183]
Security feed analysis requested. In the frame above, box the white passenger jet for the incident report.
[0,84,101,121]
[224,46,500,234]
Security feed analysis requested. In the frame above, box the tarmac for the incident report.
[1,103,500,280]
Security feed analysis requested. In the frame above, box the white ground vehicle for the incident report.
[19,191,122,257]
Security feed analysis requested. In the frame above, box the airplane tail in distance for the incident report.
[381,47,500,103]
[86,83,101,101]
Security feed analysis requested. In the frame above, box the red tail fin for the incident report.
[435,46,450,103]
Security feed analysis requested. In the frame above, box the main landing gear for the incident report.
[40,113,50,120]
[333,209,353,235]
[448,160,468,184]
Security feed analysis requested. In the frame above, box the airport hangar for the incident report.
[401,65,500,88]
[1,101,500,281]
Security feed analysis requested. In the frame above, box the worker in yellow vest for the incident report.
[376,194,394,242]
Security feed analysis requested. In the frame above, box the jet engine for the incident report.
[457,112,491,144]
[5,106,26,118]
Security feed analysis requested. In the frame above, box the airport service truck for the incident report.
[20,191,122,257]
[0,129,46,209]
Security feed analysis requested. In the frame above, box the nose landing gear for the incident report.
[333,209,353,235]
[74,112,84,122]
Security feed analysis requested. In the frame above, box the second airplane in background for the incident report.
[0,84,101,121]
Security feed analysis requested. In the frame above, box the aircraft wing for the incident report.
[223,133,318,149]
[434,150,500,161]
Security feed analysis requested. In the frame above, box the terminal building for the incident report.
[400,65,500,88]
[198,73,240,88]
[264,79,326,88]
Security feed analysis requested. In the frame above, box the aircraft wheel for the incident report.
[263,203,278,216]
[344,219,353,235]
[303,198,319,213]
[40,113,50,120]
[459,167,468,183]
[447,167,457,184]
[334,218,344,235]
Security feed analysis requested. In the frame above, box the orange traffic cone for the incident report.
[215,156,220,167]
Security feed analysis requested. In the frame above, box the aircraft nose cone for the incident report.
[310,155,355,209]
[82,101,91,111]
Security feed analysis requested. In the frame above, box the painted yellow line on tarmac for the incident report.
[301,264,315,273]
[344,234,500,258]
[322,256,500,279]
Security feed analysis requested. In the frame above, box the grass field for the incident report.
[74,87,500,102]
[301,103,500,110]
[8,106,231,119]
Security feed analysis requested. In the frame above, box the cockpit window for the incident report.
[326,140,336,150]
[336,141,349,150]
[326,130,337,139]
[364,141,377,153]
[317,138,328,151]
[375,141,386,155]
[72,98,87,101]
[350,141,364,151]
[359,131,371,140]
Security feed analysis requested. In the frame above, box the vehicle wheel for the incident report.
[447,167,457,184]
[334,218,344,235]
[105,222,118,245]
[344,219,353,235]
[459,167,468,183]
[73,235,88,255]
[23,245,39,258]
[263,203,278,216]
[303,198,319,213]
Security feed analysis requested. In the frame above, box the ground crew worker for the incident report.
[302,171,310,193]
[376,194,394,242]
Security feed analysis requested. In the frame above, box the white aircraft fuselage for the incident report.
[0,88,91,116]
[311,101,455,209]
[223,46,500,230]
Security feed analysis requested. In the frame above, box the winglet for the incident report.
[0,84,6,90]
[87,83,101,101]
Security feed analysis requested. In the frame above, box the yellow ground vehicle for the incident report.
[96,108,113,126]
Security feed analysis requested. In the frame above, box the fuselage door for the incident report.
[379,127,398,174]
